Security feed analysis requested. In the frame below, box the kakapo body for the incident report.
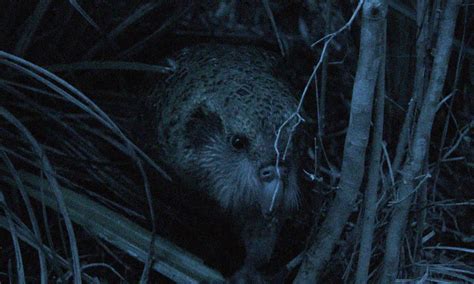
[155,44,303,280]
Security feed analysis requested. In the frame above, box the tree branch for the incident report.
[380,1,461,282]
[294,1,388,282]
[354,16,386,283]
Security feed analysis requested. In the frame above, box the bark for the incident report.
[380,1,461,282]
[354,19,386,283]
[391,0,431,176]
[294,1,387,282]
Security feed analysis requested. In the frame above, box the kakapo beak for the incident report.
[260,178,284,216]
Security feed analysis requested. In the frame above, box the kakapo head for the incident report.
[156,44,303,216]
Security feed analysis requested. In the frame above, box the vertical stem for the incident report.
[391,0,430,176]
[354,17,386,284]
[294,1,387,282]
[319,0,331,137]
[380,1,461,282]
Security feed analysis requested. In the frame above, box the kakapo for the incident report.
[155,44,303,281]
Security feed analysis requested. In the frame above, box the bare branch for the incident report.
[294,1,388,282]
[380,1,462,282]
[355,17,386,283]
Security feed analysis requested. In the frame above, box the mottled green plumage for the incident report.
[154,43,303,281]
[156,44,300,213]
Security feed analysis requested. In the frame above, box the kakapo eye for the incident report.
[230,134,249,150]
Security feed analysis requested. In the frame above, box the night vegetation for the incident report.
[0,1,472,283]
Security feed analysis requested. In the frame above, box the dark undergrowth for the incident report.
[0,1,472,283]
